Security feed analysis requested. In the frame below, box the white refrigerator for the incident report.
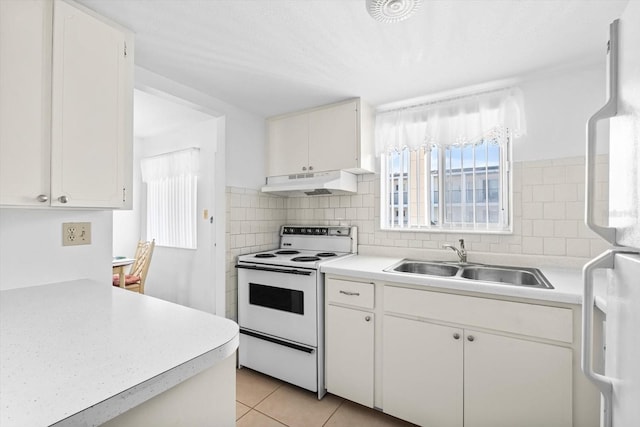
[582,2,640,427]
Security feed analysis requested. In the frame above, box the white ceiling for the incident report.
[79,0,629,118]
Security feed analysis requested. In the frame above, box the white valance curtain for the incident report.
[141,148,199,250]
[140,147,200,182]
[375,87,527,155]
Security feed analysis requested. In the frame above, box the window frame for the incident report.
[380,137,513,234]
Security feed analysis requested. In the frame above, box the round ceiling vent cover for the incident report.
[366,0,422,23]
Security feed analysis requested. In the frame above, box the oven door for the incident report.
[237,263,318,347]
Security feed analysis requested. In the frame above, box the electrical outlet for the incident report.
[62,222,91,246]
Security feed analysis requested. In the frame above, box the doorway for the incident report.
[113,88,224,315]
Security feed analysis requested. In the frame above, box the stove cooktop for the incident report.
[239,249,350,269]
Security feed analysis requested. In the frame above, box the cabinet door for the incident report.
[464,330,572,427]
[308,100,358,173]
[325,305,374,407]
[0,0,52,206]
[383,315,463,427]
[50,1,133,208]
[267,113,308,176]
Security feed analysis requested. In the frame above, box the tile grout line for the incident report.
[250,381,284,409]
[235,403,251,423]
[322,399,345,427]
[251,408,290,427]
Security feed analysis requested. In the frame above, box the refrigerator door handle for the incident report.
[585,19,618,245]
[582,247,640,427]
[582,250,615,427]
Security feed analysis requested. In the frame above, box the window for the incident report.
[141,148,199,249]
[382,139,510,230]
[376,88,525,232]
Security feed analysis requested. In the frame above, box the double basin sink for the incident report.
[385,260,554,289]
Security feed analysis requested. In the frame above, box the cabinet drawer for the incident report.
[384,286,573,343]
[327,278,374,309]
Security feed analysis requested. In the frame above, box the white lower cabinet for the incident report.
[383,315,464,427]
[383,314,572,427]
[324,277,584,426]
[463,330,572,427]
[326,305,374,407]
[382,286,573,427]
[325,278,375,407]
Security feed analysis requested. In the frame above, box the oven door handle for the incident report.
[240,329,315,354]
[235,264,313,276]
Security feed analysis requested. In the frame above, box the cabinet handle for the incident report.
[58,195,68,204]
[302,166,307,171]
[453,333,460,340]
[365,316,371,322]
[467,335,475,342]
[309,166,313,171]
[36,194,49,203]
[339,290,360,296]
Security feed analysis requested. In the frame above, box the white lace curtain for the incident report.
[375,87,527,154]
[141,148,199,249]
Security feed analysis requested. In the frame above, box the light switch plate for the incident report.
[62,222,91,246]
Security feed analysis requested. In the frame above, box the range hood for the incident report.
[261,170,357,196]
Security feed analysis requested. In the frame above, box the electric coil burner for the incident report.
[236,225,357,399]
[254,253,277,258]
[291,256,321,262]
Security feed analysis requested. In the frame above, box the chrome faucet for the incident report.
[443,239,467,264]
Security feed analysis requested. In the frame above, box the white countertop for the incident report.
[0,280,239,427]
[321,255,608,310]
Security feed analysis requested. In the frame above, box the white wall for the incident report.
[516,62,609,161]
[0,209,112,290]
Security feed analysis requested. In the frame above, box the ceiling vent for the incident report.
[366,0,422,23]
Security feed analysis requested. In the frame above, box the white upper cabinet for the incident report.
[266,98,375,177]
[267,112,309,177]
[0,0,52,206]
[50,0,133,208]
[0,0,134,209]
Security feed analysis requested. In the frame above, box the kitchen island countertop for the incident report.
[321,255,608,311]
[0,280,238,427]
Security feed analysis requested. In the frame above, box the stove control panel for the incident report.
[281,226,352,236]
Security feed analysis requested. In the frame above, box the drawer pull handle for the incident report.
[467,335,475,342]
[453,333,460,340]
[365,316,371,322]
[339,290,360,296]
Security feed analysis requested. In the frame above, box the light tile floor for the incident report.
[236,368,416,427]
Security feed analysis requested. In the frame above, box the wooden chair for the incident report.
[112,240,155,293]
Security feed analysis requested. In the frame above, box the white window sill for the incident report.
[379,226,513,235]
